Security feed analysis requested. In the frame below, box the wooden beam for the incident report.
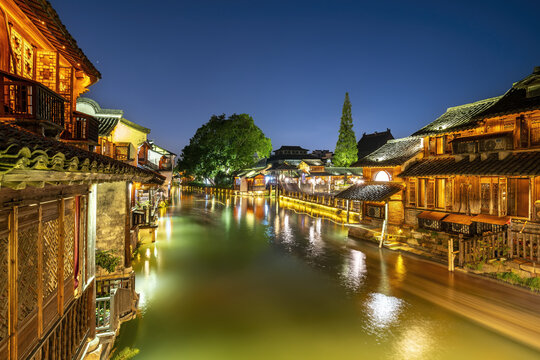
[8,206,18,360]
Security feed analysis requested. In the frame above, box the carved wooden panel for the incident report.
[64,212,75,281]
[43,218,59,299]
[36,51,57,91]
[9,28,34,79]
[18,223,39,323]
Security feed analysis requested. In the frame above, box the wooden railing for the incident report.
[458,232,508,267]
[0,70,64,128]
[67,111,99,143]
[96,272,135,297]
[96,291,116,333]
[95,272,136,334]
[508,231,540,263]
[27,285,91,360]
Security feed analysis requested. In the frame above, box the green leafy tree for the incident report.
[333,92,358,166]
[177,114,272,183]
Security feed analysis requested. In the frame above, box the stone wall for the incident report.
[96,181,127,274]
[404,208,422,227]
[404,228,452,259]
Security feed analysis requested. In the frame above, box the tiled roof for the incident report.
[324,167,363,176]
[473,68,540,118]
[271,163,298,171]
[268,154,319,161]
[335,182,403,201]
[412,97,501,137]
[14,0,101,83]
[0,121,163,186]
[399,151,540,177]
[357,129,394,159]
[96,117,120,136]
[276,146,308,151]
[308,172,333,177]
[352,137,423,167]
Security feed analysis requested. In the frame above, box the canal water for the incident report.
[113,192,540,359]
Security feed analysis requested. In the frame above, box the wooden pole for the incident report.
[346,199,350,223]
[379,201,389,248]
[58,198,65,316]
[125,182,132,268]
[448,238,454,272]
[9,206,18,360]
[37,204,44,337]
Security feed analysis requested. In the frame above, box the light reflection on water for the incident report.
[113,192,540,360]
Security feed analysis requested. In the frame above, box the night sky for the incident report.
[54,0,540,155]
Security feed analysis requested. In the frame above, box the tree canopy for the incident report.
[333,92,358,166]
[177,114,272,182]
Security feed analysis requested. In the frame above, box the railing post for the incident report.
[110,288,117,332]
[458,234,464,267]
[508,230,513,259]
[448,238,454,272]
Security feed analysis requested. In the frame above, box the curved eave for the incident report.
[0,169,155,190]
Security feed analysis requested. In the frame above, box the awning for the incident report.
[472,214,510,225]
[442,214,474,225]
[418,211,448,221]
[335,182,403,202]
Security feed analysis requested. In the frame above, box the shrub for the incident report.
[96,250,120,273]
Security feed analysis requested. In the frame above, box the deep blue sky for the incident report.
[54,0,540,154]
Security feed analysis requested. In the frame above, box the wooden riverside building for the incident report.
[400,68,540,233]
[395,67,540,263]
[0,1,164,359]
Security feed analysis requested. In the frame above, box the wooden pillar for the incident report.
[8,206,18,360]
[380,201,389,248]
[346,200,350,224]
[58,198,65,316]
[125,182,132,268]
[448,238,455,272]
[37,204,44,337]
[458,234,464,266]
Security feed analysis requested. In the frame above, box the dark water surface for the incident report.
[113,191,540,359]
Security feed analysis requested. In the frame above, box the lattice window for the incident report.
[408,180,416,206]
[43,218,59,299]
[18,223,39,323]
[64,212,75,281]
[427,179,435,208]
[0,228,8,342]
[36,50,57,91]
[9,28,34,79]
[59,67,73,131]
[481,182,491,214]
[365,205,384,219]
[531,117,540,146]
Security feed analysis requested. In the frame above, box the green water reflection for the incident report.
[113,192,540,359]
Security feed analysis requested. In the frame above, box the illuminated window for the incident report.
[507,178,529,217]
[435,179,445,209]
[427,179,435,208]
[374,171,390,182]
[418,179,426,207]
[436,137,445,155]
[408,179,416,206]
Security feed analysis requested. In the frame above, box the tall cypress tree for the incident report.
[333,92,358,166]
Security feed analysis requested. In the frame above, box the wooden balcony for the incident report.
[0,70,64,135]
[62,111,99,144]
